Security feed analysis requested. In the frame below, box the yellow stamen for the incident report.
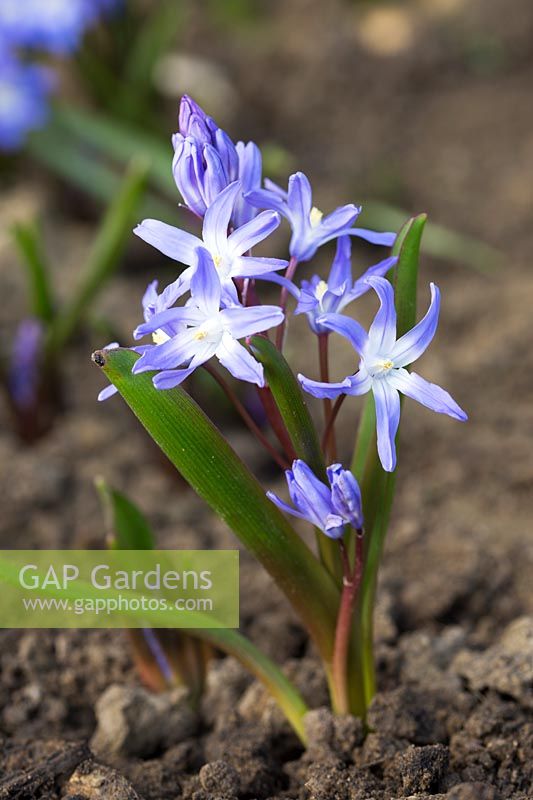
[213,254,223,268]
[309,206,324,227]
[194,330,208,340]
[381,359,394,371]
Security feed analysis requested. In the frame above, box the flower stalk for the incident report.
[332,533,364,715]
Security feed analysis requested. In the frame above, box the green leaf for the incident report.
[95,477,155,550]
[349,215,425,711]
[11,221,55,324]
[94,347,340,666]
[47,157,149,353]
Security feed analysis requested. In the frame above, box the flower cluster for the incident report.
[101,95,466,478]
[268,461,363,539]
[0,0,119,150]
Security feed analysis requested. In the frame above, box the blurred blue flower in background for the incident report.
[8,318,44,410]
[0,0,120,151]
[0,48,53,150]
[0,0,118,54]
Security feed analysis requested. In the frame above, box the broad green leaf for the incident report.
[11,221,55,324]
[95,477,155,550]
[47,158,149,353]
[94,347,340,664]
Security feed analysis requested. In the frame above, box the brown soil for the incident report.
[1,0,532,798]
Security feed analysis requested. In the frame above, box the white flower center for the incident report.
[368,358,394,378]
[192,316,224,344]
[309,207,323,228]
[152,329,170,345]
[315,280,328,303]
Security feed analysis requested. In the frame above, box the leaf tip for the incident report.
[92,349,108,368]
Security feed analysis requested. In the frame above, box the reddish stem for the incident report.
[332,532,364,714]
[275,256,299,350]
[203,364,290,470]
[321,394,346,456]
[257,385,297,463]
[318,333,338,461]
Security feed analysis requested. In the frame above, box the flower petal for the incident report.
[328,465,363,529]
[388,368,468,421]
[298,374,354,400]
[227,210,281,256]
[98,384,118,401]
[328,236,352,291]
[390,283,440,367]
[202,144,230,206]
[132,329,199,373]
[202,181,240,253]
[232,256,288,278]
[323,515,347,539]
[152,365,198,389]
[133,307,204,340]
[266,490,308,521]
[191,247,222,315]
[316,312,368,354]
[287,172,313,222]
[245,188,287,216]
[291,460,334,521]
[343,256,398,307]
[320,204,360,234]
[134,219,200,265]
[347,228,396,246]
[366,277,397,354]
[215,332,264,386]
[264,178,288,199]
[220,304,284,339]
[373,378,401,472]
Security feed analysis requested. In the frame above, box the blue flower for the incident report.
[131,247,284,390]
[299,277,467,472]
[134,181,287,305]
[293,236,398,334]
[0,0,94,54]
[267,460,363,539]
[246,171,396,262]
[8,318,43,409]
[0,51,53,150]
[97,276,188,401]
[172,95,262,226]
